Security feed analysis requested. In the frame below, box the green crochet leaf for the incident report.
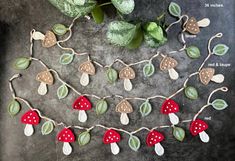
[41,121,54,135]
[111,0,135,15]
[8,99,21,116]
[107,21,136,46]
[48,0,96,17]
[128,135,141,151]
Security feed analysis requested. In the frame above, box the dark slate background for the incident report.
[0,0,234,161]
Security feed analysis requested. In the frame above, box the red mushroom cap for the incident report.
[72,96,92,111]
[57,128,75,143]
[21,110,40,125]
[103,129,121,144]
[161,99,179,114]
[190,119,208,136]
[146,130,164,147]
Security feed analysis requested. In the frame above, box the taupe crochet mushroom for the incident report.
[199,68,224,85]
[160,56,179,80]
[79,61,95,86]
[36,70,54,95]
[119,66,135,91]
[116,99,133,125]
[42,31,57,48]
[185,17,210,35]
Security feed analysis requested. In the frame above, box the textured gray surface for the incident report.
[0,0,235,161]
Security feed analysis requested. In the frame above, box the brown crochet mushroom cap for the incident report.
[36,70,54,85]
[160,57,178,71]
[199,68,215,85]
[186,17,200,35]
[79,61,96,75]
[119,67,135,80]
[116,100,133,114]
[42,31,57,48]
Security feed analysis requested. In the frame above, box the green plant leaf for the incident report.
[106,21,136,46]
[66,0,86,6]
[91,5,104,24]
[212,99,228,110]
[213,44,229,56]
[128,135,141,151]
[186,46,201,59]
[143,62,155,77]
[144,33,167,48]
[41,121,54,135]
[145,22,164,41]
[184,86,198,100]
[48,0,96,17]
[106,68,118,84]
[96,99,108,115]
[78,131,91,146]
[168,2,181,17]
[8,99,21,116]
[13,57,30,70]
[59,53,74,65]
[111,0,135,15]
[173,126,185,141]
[52,24,68,36]
[139,100,152,117]
[57,84,69,99]
[126,23,143,49]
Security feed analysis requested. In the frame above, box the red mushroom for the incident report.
[161,99,179,125]
[72,96,92,123]
[103,129,121,155]
[21,110,40,136]
[57,128,75,155]
[190,119,209,143]
[146,130,165,156]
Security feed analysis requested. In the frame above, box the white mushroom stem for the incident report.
[197,18,210,27]
[168,113,179,125]
[154,143,164,156]
[124,79,133,91]
[211,74,224,83]
[38,82,47,95]
[168,68,179,80]
[78,110,87,123]
[24,124,34,136]
[199,131,210,143]
[120,113,129,125]
[62,142,72,155]
[32,31,45,40]
[110,142,120,155]
[80,73,89,86]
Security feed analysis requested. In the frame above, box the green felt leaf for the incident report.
[96,99,108,115]
[128,135,141,151]
[213,44,229,56]
[111,0,135,15]
[184,86,198,100]
[106,68,118,84]
[59,53,74,65]
[78,131,91,146]
[173,126,185,141]
[186,46,201,59]
[168,2,181,17]
[57,84,69,99]
[8,99,21,116]
[48,0,96,17]
[41,121,54,135]
[143,62,155,77]
[13,57,30,70]
[126,23,143,49]
[91,5,104,24]
[52,24,68,36]
[66,0,86,6]
[212,99,228,110]
[145,22,164,41]
[106,21,136,46]
[139,100,152,117]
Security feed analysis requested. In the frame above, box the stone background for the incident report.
[0,0,234,161]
